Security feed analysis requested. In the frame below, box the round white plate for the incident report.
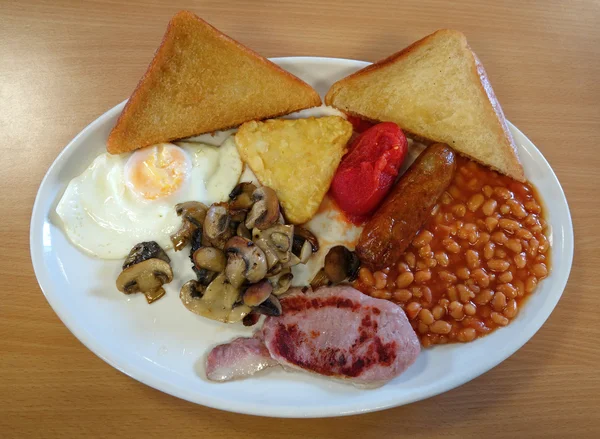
[30,57,573,418]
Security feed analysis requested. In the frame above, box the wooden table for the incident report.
[2,0,598,437]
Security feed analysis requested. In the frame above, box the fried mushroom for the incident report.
[245,187,280,230]
[117,258,173,304]
[170,202,208,251]
[224,236,268,287]
[179,274,250,323]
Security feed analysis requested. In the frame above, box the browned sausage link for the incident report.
[356,143,456,271]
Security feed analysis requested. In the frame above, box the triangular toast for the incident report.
[325,29,524,181]
[235,117,353,224]
[107,11,321,154]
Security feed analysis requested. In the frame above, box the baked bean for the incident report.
[449,301,464,320]
[419,309,435,325]
[411,287,423,299]
[421,286,433,304]
[514,252,527,269]
[495,248,507,259]
[488,259,510,272]
[370,289,391,300]
[456,267,471,280]
[500,204,511,215]
[494,187,513,200]
[405,302,422,320]
[482,185,494,197]
[393,289,412,302]
[374,271,387,289]
[503,299,518,318]
[448,185,462,200]
[404,252,417,269]
[452,204,467,218]
[457,327,477,342]
[532,263,548,278]
[430,203,440,217]
[414,270,432,283]
[514,279,525,298]
[397,262,411,273]
[358,267,374,286]
[430,320,452,334]
[505,238,522,253]
[439,270,458,284]
[482,199,498,216]
[425,258,438,268]
[516,228,533,240]
[525,200,541,214]
[434,251,450,267]
[447,286,458,302]
[432,305,446,320]
[491,231,508,245]
[464,302,477,316]
[499,218,520,232]
[395,272,414,289]
[471,268,490,287]
[538,234,549,254]
[474,289,494,305]
[528,237,539,256]
[507,199,528,218]
[491,312,509,326]
[443,238,460,253]
[485,217,499,232]
[418,244,433,259]
[440,191,453,205]
[457,284,475,303]
[417,322,429,334]
[467,193,485,212]
[524,214,538,227]
[497,271,513,284]
[466,250,480,269]
[483,242,495,260]
[492,292,507,311]
[525,276,538,293]
[477,232,491,246]
[413,230,434,247]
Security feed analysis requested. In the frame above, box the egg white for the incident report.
[56,136,242,259]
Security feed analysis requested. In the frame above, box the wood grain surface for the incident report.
[1,0,599,437]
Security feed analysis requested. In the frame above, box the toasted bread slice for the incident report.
[235,117,353,224]
[325,29,524,181]
[107,11,321,154]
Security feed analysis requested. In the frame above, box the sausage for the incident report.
[356,143,456,271]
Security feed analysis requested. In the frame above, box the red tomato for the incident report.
[346,115,375,133]
[330,122,408,222]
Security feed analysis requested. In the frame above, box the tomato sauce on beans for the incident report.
[354,156,550,346]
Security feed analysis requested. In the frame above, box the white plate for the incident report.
[30,57,574,418]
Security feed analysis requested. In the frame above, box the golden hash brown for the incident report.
[235,116,353,224]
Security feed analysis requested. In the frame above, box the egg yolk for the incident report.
[125,144,191,200]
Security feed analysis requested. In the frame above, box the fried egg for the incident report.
[56,137,242,259]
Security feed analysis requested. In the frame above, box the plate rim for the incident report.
[30,56,574,418]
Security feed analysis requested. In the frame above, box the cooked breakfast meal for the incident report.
[55,11,551,386]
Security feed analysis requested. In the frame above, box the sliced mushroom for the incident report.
[242,311,260,327]
[242,280,273,307]
[193,247,226,272]
[179,274,250,323]
[310,268,331,289]
[292,226,319,253]
[236,222,252,240]
[253,224,294,266]
[203,204,233,249]
[255,295,282,316]
[170,202,208,251]
[270,271,293,296]
[122,241,170,269]
[229,182,257,211]
[116,258,173,304]
[193,267,218,286]
[245,187,280,230]
[224,236,268,287]
[323,246,361,284]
